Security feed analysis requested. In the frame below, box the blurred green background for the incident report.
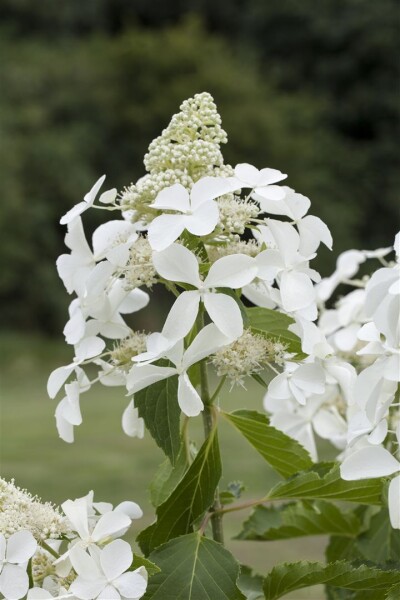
[0,2,398,593]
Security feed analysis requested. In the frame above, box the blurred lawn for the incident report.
[0,332,327,598]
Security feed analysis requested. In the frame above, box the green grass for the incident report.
[0,332,327,598]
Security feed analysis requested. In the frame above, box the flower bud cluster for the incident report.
[206,237,260,262]
[111,331,148,366]
[0,478,68,541]
[211,330,284,386]
[124,236,157,289]
[121,93,232,218]
[217,196,259,234]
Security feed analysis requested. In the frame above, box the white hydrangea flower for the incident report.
[60,176,114,225]
[127,324,230,416]
[69,540,147,600]
[234,163,287,200]
[0,531,37,600]
[153,243,257,340]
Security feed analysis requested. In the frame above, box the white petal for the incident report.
[182,323,230,370]
[389,475,400,529]
[84,175,106,204]
[0,563,29,600]
[297,215,333,256]
[203,292,243,340]
[55,404,75,443]
[118,289,149,314]
[122,401,144,438]
[257,167,287,186]
[234,163,260,186]
[92,512,131,543]
[114,501,143,520]
[161,291,200,342]
[147,214,187,251]
[368,420,388,445]
[186,201,219,236]
[255,250,284,282]
[69,544,101,578]
[60,200,89,225]
[97,585,120,600]
[99,188,117,204]
[267,220,300,265]
[267,373,291,400]
[64,306,86,345]
[190,176,239,209]
[75,336,105,362]
[92,221,137,260]
[27,589,53,599]
[47,365,74,399]
[292,363,325,395]
[100,539,132,581]
[205,254,257,289]
[336,249,365,279]
[127,365,176,394]
[178,373,204,417]
[114,568,148,599]
[152,243,201,287]
[62,498,90,539]
[280,271,315,312]
[6,530,37,563]
[150,183,190,212]
[255,185,285,201]
[64,216,93,259]
[341,446,400,480]
[70,577,106,600]
[313,408,347,441]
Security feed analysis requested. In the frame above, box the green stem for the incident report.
[198,323,224,544]
[40,539,60,559]
[27,558,34,587]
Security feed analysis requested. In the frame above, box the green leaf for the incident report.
[326,536,358,563]
[237,565,264,600]
[263,560,400,600]
[138,427,221,555]
[135,376,181,464]
[237,500,361,541]
[144,532,245,599]
[356,505,400,563]
[386,583,400,600]
[222,410,313,478]
[246,306,304,358]
[131,555,161,577]
[150,445,188,507]
[269,463,384,505]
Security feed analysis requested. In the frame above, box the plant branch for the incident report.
[40,539,60,559]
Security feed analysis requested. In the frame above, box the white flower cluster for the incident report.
[0,479,67,541]
[263,234,399,527]
[49,92,337,446]
[0,481,147,600]
[120,92,233,221]
[211,330,285,386]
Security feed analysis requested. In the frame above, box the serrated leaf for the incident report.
[269,463,384,505]
[150,445,188,507]
[237,500,361,541]
[237,566,264,599]
[138,427,221,555]
[143,532,245,599]
[326,536,358,563]
[131,555,161,577]
[263,560,400,600]
[222,410,313,478]
[246,306,304,358]
[135,376,181,464]
[356,506,400,563]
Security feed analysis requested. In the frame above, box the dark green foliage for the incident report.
[138,427,221,555]
[1,2,398,331]
[144,532,245,599]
